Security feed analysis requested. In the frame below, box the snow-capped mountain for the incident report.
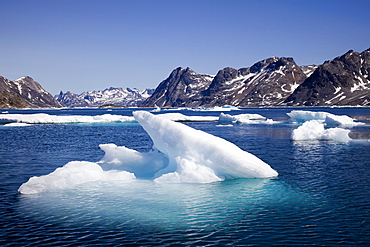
[0,76,64,108]
[142,57,315,107]
[141,67,215,107]
[284,48,370,106]
[142,48,370,107]
[201,57,312,107]
[56,87,155,108]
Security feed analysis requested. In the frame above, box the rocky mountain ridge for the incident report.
[142,48,369,107]
[142,57,317,107]
[284,48,370,106]
[0,76,64,108]
[56,87,154,108]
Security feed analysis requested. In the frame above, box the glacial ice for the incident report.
[292,120,351,142]
[287,110,363,126]
[4,122,31,127]
[0,113,135,124]
[19,111,278,194]
[190,106,241,111]
[18,161,135,194]
[156,113,218,122]
[288,110,366,142]
[132,111,278,182]
[219,113,274,124]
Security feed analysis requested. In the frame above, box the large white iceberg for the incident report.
[19,111,278,194]
[131,111,278,182]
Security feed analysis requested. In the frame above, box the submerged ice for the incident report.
[19,111,278,194]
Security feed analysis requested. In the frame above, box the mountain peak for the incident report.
[56,87,154,108]
[0,75,64,108]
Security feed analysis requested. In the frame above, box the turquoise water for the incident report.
[1,107,369,246]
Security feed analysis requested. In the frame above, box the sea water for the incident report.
[0,107,369,246]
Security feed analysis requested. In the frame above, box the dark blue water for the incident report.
[1,107,369,246]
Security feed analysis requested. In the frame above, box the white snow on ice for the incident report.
[18,161,135,194]
[133,111,277,182]
[0,113,135,124]
[287,110,364,126]
[19,111,278,194]
[288,110,365,142]
[219,113,275,124]
[156,113,218,122]
[189,106,240,111]
[292,120,351,142]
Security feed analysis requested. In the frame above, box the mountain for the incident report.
[142,48,370,107]
[56,87,155,108]
[141,67,215,107]
[201,57,314,107]
[0,76,64,108]
[142,57,317,107]
[284,48,370,106]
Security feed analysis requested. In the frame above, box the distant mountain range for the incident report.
[142,48,370,107]
[0,76,63,108]
[1,48,369,109]
[55,88,155,108]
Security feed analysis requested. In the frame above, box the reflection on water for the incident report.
[18,178,293,230]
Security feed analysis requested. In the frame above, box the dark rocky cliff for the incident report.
[284,48,370,106]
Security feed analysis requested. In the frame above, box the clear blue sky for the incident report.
[1,0,369,95]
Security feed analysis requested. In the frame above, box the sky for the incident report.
[1,0,369,95]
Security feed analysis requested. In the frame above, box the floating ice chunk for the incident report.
[287,110,330,122]
[287,110,363,126]
[216,124,233,127]
[133,111,278,183]
[3,122,31,127]
[156,113,218,122]
[18,111,278,194]
[190,106,240,111]
[0,113,134,124]
[18,161,135,194]
[219,113,274,124]
[324,114,363,126]
[292,120,351,142]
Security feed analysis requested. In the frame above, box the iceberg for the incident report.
[0,113,134,124]
[132,111,278,182]
[18,111,278,194]
[190,106,240,111]
[292,120,351,142]
[218,113,274,124]
[287,110,363,126]
[18,161,135,194]
[156,113,218,122]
